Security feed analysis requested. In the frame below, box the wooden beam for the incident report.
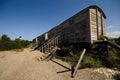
[72,48,86,78]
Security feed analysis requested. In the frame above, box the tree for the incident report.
[1,34,10,41]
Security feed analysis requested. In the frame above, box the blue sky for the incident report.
[0,0,120,41]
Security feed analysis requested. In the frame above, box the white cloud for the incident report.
[107,25,113,29]
[107,31,120,38]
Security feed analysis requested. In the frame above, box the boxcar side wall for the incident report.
[32,5,106,46]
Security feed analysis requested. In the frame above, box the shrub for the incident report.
[114,37,120,45]
[82,54,102,68]
[55,37,120,69]
[0,34,31,51]
[98,35,108,40]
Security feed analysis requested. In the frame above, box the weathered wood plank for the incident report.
[72,48,86,77]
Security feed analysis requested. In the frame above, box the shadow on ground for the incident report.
[51,59,71,74]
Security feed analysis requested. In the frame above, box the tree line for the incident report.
[0,34,31,51]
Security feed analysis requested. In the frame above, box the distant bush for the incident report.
[0,34,31,51]
[114,37,120,45]
[98,35,120,45]
[98,35,109,40]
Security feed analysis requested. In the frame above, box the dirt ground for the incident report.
[0,48,119,80]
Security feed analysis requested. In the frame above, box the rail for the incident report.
[39,36,60,53]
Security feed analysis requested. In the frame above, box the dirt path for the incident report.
[0,49,72,80]
[0,48,120,80]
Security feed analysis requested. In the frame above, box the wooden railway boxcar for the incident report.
[33,5,106,45]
